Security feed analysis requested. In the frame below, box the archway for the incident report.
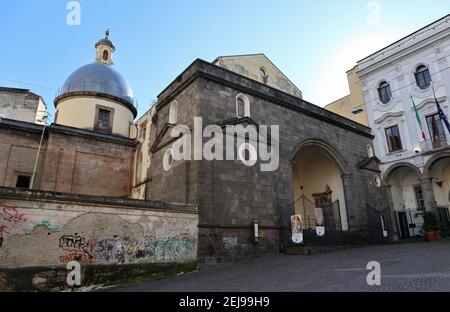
[292,142,348,231]
[385,164,423,238]
[424,154,450,233]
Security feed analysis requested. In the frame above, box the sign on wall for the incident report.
[314,207,325,237]
[380,214,388,238]
[291,215,303,244]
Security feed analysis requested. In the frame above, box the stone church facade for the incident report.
[144,59,393,263]
[0,33,394,267]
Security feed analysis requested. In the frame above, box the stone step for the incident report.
[285,245,346,255]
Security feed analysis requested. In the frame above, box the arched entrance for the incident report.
[385,164,424,239]
[424,154,450,234]
[292,142,348,231]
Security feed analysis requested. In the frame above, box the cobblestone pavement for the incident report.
[115,241,450,292]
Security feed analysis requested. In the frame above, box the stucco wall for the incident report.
[214,54,303,98]
[132,106,156,200]
[0,88,45,124]
[0,188,198,269]
[0,126,47,189]
[358,18,450,175]
[293,147,348,230]
[56,97,134,137]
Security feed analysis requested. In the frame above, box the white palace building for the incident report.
[356,14,450,239]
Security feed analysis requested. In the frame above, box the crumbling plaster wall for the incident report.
[0,195,198,269]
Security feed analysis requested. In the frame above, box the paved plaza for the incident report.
[115,241,450,292]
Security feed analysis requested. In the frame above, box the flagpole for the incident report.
[432,85,450,141]
[411,95,429,151]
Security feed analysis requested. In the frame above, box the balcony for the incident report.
[421,135,450,153]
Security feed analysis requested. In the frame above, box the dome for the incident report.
[56,62,136,116]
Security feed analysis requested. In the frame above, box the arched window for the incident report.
[259,67,268,84]
[415,65,432,90]
[236,94,250,118]
[169,101,178,124]
[102,50,109,61]
[378,81,392,104]
[367,144,374,158]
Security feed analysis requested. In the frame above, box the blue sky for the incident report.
[0,0,449,120]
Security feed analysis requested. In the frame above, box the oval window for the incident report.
[378,81,392,104]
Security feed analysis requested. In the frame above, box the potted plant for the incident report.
[421,211,439,242]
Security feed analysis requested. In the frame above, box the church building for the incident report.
[139,54,393,262]
[0,32,394,265]
[0,31,136,197]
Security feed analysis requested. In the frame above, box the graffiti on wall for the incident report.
[58,234,94,264]
[222,236,239,250]
[0,205,28,243]
[2,206,27,224]
[0,225,8,238]
[92,239,126,263]
[59,235,93,256]
[149,234,197,262]
[26,220,61,234]
[0,210,198,267]
[58,233,197,264]
[259,229,278,245]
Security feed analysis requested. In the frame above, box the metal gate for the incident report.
[295,195,342,231]
[437,206,450,237]
[395,209,424,239]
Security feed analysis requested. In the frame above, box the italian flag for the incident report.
[412,97,426,141]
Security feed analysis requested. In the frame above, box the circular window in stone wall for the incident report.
[163,148,175,172]
[373,175,382,188]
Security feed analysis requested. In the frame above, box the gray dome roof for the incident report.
[56,62,136,116]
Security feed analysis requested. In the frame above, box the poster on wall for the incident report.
[380,215,388,238]
[314,207,325,237]
[291,215,304,244]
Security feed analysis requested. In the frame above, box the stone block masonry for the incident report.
[146,59,394,263]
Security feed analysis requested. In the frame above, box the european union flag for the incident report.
[435,94,450,134]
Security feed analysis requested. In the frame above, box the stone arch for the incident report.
[236,93,250,118]
[291,138,350,231]
[424,151,450,177]
[383,162,423,183]
[290,138,350,176]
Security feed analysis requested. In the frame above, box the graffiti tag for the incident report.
[223,236,239,250]
[59,235,93,257]
[2,206,27,223]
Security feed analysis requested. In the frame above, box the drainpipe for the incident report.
[30,122,47,190]
[128,123,139,198]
